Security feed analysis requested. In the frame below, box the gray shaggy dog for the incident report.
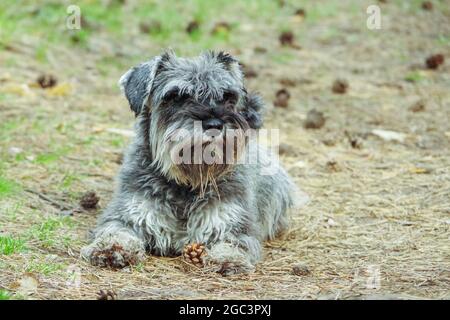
[81,51,296,275]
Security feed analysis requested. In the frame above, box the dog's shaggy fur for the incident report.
[81,51,296,275]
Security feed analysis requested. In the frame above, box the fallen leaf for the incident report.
[2,84,32,96]
[46,83,72,97]
[372,129,406,143]
[409,167,432,174]
[293,160,307,168]
[105,128,135,137]
[327,218,338,227]
[15,273,39,296]
[8,147,23,156]
[211,22,231,35]
[0,72,11,82]
[92,126,105,133]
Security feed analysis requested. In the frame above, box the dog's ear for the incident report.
[215,51,238,69]
[241,92,264,129]
[118,56,163,116]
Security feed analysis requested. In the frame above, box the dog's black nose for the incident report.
[202,118,224,131]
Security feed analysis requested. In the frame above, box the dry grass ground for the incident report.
[0,0,449,299]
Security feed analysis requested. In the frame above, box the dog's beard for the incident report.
[149,104,250,197]
[151,120,247,197]
[169,129,247,198]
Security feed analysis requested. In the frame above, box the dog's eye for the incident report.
[163,90,192,104]
[221,92,238,109]
[163,90,179,102]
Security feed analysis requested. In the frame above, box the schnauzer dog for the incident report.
[81,51,296,275]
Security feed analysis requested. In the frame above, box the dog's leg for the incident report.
[204,234,261,276]
[187,201,262,276]
[80,222,146,268]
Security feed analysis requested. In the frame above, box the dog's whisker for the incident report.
[208,167,221,201]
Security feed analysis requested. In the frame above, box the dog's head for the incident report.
[119,51,263,191]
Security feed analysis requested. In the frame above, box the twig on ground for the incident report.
[24,188,71,211]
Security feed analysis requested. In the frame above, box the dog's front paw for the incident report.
[81,233,145,269]
[82,243,144,269]
[215,260,255,276]
[204,242,255,276]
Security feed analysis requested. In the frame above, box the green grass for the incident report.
[34,146,71,165]
[109,137,125,148]
[305,1,339,23]
[80,136,95,145]
[0,177,18,198]
[35,153,61,164]
[0,119,22,136]
[2,0,316,57]
[404,71,426,83]
[0,0,347,62]
[61,173,78,189]
[25,261,65,276]
[437,35,450,47]
[0,236,26,255]
[35,44,48,63]
[394,0,448,13]
[271,51,296,64]
[96,55,128,76]
[4,57,18,67]
[0,290,12,300]
[318,27,341,43]
[3,202,22,221]
[82,1,124,34]
[132,262,145,273]
[29,217,74,248]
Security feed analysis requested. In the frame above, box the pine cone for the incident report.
[183,243,206,267]
[97,289,117,300]
[37,74,57,89]
[332,78,349,94]
[425,54,444,69]
[304,109,325,129]
[279,31,294,46]
[80,191,100,210]
[273,88,290,108]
